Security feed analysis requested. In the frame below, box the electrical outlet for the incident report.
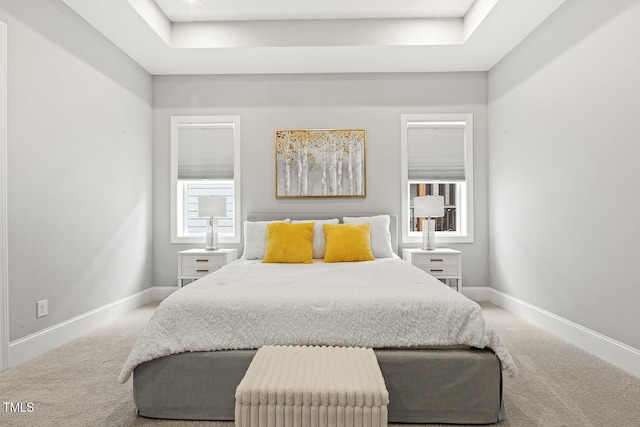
[36,300,48,318]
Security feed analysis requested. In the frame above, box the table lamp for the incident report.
[198,196,227,250]
[414,195,444,250]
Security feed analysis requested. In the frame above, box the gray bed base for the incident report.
[133,348,504,425]
[134,214,503,423]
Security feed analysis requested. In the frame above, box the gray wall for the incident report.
[152,73,490,287]
[488,0,640,349]
[1,1,153,341]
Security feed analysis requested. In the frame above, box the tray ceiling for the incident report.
[61,0,567,75]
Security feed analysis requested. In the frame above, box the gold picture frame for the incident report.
[275,129,366,198]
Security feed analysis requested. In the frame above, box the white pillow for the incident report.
[292,219,339,259]
[342,215,394,258]
[242,219,291,259]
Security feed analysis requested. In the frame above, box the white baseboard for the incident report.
[474,287,640,379]
[8,286,178,368]
[11,285,639,380]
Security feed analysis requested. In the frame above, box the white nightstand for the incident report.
[402,248,463,292]
[178,248,238,287]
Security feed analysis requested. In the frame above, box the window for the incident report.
[409,183,459,232]
[400,114,473,244]
[171,116,241,244]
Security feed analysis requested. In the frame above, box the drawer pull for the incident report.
[430,259,444,262]
[196,269,209,273]
[196,259,209,262]
[430,269,444,273]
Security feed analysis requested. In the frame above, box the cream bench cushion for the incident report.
[235,345,389,427]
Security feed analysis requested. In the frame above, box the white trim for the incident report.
[400,113,474,245]
[170,115,241,245]
[0,20,8,372]
[8,287,166,367]
[479,287,640,380]
[7,286,177,368]
[7,284,640,381]
[0,285,486,368]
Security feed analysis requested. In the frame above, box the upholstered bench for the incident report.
[235,345,389,427]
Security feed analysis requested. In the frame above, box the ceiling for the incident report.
[61,0,567,75]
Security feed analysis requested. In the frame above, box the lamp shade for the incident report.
[198,196,227,217]
[414,195,444,218]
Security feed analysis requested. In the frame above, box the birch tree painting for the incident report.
[276,129,366,198]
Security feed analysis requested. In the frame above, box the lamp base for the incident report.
[421,218,436,251]
[204,217,219,251]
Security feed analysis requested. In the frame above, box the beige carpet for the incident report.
[1,302,640,427]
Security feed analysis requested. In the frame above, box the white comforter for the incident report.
[119,257,516,383]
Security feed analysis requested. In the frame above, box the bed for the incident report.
[122,214,515,424]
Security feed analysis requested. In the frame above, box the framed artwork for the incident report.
[275,129,366,198]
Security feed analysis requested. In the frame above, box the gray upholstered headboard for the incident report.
[245,213,399,255]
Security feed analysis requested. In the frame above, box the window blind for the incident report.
[407,122,466,181]
[177,124,235,180]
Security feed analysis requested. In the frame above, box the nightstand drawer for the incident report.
[181,255,225,269]
[415,264,460,277]
[181,266,221,277]
[411,253,459,268]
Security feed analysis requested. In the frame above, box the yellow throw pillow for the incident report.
[263,222,314,264]
[323,223,375,263]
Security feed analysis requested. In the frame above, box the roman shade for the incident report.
[177,123,235,180]
[407,121,466,181]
